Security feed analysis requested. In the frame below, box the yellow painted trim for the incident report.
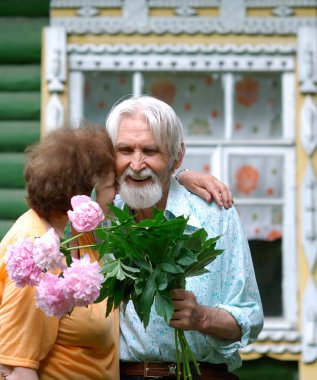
[99,9,122,16]
[67,34,296,45]
[240,352,263,360]
[247,9,272,17]
[150,9,174,17]
[50,9,77,17]
[266,353,300,361]
[241,351,300,361]
[197,8,219,16]
[294,8,317,17]
[300,361,317,380]
[51,8,122,17]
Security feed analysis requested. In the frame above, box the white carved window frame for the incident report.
[221,146,297,331]
[68,45,298,333]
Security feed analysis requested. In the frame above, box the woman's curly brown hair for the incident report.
[24,122,115,219]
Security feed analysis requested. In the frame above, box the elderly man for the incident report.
[106,96,263,380]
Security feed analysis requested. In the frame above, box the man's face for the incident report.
[115,113,172,210]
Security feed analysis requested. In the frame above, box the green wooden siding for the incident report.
[0,1,48,239]
[0,189,27,219]
[0,65,41,92]
[0,121,39,152]
[0,153,25,188]
[0,0,49,17]
[0,19,47,63]
[0,92,41,120]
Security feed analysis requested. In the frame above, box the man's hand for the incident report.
[176,170,233,209]
[169,289,242,341]
[169,289,207,331]
[0,365,38,380]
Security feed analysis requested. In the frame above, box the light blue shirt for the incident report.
[116,178,263,371]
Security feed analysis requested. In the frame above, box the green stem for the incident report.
[175,329,181,380]
[178,330,191,380]
[60,233,85,246]
[62,243,96,251]
[180,331,201,376]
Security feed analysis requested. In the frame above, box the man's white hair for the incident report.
[105,96,184,170]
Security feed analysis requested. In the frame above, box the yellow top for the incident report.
[0,209,119,380]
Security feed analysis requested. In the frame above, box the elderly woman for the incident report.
[0,121,232,380]
[0,124,119,380]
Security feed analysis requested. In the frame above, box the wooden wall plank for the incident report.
[0,121,39,151]
[0,92,40,120]
[0,65,40,91]
[0,153,25,188]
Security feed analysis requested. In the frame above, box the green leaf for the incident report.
[90,187,97,202]
[63,220,72,240]
[184,228,208,250]
[116,265,126,281]
[161,262,184,274]
[140,272,157,328]
[107,204,133,224]
[176,249,197,266]
[155,290,174,324]
[155,270,168,291]
[121,261,141,274]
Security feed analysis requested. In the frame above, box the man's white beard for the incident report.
[118,168,163,210]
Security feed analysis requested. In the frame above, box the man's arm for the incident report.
[0,365,39,380]
[176,170,233,209]
[169,289,242,341]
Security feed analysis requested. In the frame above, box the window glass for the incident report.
[181,150,213,174]
[233,73,282,140]
[143,72,224,139]
[249,239,282,317]
[236,205,283,241]
[229,154,284,199]
[84,72,132,124]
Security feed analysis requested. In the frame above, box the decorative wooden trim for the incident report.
[44,27,67,134]
[67,43,296,54]
[303,278,317,362]
[258,330,300,342]
[301,162,317,273]
[51,0,121,7]
[69,71,84,125]
[298,26,317,94]
[51,0,317,7]
[45,94,64,134]
[240,344,301,354]
[51,16,317,35]
[45,27,67,93]
[300,96,317,156]
[50,0,317,35]
[67,43,295,72]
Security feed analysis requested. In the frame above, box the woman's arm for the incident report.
[0,365,39,380]
[176,170,233,209]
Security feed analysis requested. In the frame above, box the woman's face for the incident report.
[96,171,117,215]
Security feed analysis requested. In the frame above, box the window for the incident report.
[69,50,297,331]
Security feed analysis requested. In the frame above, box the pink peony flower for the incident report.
[63,255,103,306]
[36,273,74,319]
[67,195,104,232]
[4,238,42,287]
[33,228,65,271]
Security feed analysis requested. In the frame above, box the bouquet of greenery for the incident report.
[91,203,223,379]
[5,195,223,380]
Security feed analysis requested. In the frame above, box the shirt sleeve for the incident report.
[0,276,59,369]
[0,215,59,370]
[205,206,264,355]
